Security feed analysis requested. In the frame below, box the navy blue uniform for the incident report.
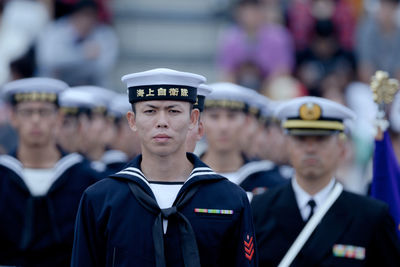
[101,149,130,177]
[72,153,257,267]
[252,182,400,266]
[238,160,289,195]
[0,151,99,266]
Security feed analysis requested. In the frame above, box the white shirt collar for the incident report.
[292,176,336,221]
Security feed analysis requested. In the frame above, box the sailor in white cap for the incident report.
[201,82,249,180]
[240,96,291,196]
[71,68,258,267]
[73,86,116,164]
[101,93,141,174]
[240,88,265,159]
[185,83,212,153]
[201,82,286,199]
[252,96,400,266]
[0,77,99,266]
[57,88,98,153]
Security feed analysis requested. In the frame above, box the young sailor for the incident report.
[0,77,99,266]
[71,68,257,267]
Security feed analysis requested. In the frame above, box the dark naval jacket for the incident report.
[0,151,99,266]
[237,160,289,195]
[71,153,257,267]
[251,181,400,267]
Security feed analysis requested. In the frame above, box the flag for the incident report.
[371,131,400,239]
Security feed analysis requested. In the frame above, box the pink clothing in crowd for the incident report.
[217,24,295,79]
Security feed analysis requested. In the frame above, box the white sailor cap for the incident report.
[194,83,212,112]
[59,89,97,115]
[245,90,271,118]
[121,68,206,104]
[72,86,116,115]
[205,82,249,112]
[108,93,131,119]
[253,95,278,124]
[275,96,356,135]
[2,77,68,106]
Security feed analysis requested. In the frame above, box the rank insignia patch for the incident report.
[244,234,254,261]
[333,244,365,260]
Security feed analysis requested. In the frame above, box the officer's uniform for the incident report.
[252,96,400,266]
[202,82,287,194]
[0,78,99,266]
[71,68,258,267]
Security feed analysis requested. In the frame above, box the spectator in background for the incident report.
[295,20,356,97]
[9,46,36,80]
[217,0,294,92]
[356,0,400,83]
[53,0,112,23]
[0,0,50,85]
[36,0,118,87]
[287,0,356,53]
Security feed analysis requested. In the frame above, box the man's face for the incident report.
[57,114,80,152]
[127,100,198,157]
[240,114,260,156]
[11,101,59,147]
[203,108,246,153]
[82,113,109,152]
[287,134,344,180]
[263,124,288,164]
[113,119,141,158]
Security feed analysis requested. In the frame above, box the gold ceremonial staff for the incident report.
[370,70,399,140]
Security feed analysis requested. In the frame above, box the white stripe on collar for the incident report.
[102,150,129,165]
[234,160,275,185]
[120,167,146,179]
[0,154,24,177]
[52,153,84,180]
[0,153,83,186]
[190,167,214,174]
[116,170,151,187]
[116,166,218,185]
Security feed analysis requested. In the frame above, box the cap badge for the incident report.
[299,103,321,120]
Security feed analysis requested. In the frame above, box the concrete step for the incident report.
[112,0,229,19]
[114,19,223,59]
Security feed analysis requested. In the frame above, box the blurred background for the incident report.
[1,0,399,94]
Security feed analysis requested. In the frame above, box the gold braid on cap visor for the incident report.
[283,120,344,131]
